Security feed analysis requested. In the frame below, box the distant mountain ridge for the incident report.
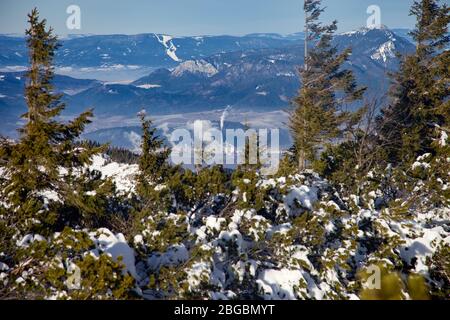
[64,27,415,116]
[0,27,416,142]
[0,32,304,69]
[0,27,413,69]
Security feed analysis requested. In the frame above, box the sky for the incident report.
[0,0,435,37]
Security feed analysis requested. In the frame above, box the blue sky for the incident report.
[0,0,428,36]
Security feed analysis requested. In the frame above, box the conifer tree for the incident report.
[0,9,105,234]
[289,0,365,171]
[238,121,262,172]
[135,111,170,211]
[377,0,449,164]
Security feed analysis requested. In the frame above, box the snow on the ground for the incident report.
[147,244,189,270]
[412,153,432,170]
[0,262,8,271]
[205,216,227,232]
[17,234,46,248]
[439,130,448,147]
[257,268,324,300]
[257,269,305,300]
[90,228,138,279]
[284,185,319,214]
[399,226,450,274]
[89,155,138,193]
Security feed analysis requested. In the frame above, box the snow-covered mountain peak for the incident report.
[172,59,219,77]
[342,25,393,37]
[340,25,401,63]
[371,40,397,63]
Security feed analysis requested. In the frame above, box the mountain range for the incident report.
[0,32,307,69]
[0,27,416,147]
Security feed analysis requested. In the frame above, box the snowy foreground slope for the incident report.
[2,154,449,300]
[89,155,139,193]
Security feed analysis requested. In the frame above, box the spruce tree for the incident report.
[135,111,170,211]
[0,9,105,234]
[289,0,365,171]
[377,0,449,165]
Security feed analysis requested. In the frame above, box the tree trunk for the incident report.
[298,149,306,172]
